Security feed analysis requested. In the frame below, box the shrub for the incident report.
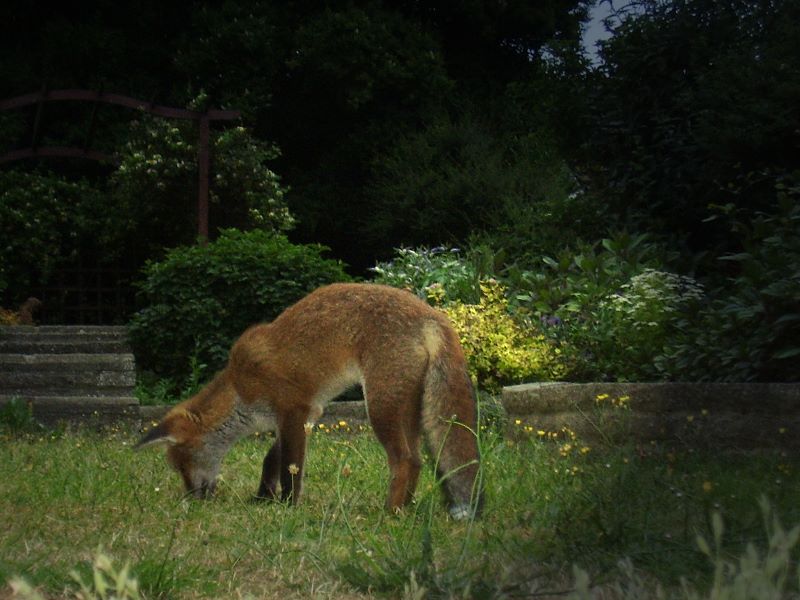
[128,229,349,383]
[591,269,705,381]
[657,186,800,382]
[370,246,480,304]
[0,169,111,303]
[0,255,7,297]
[443,279,567,390]
[511,232,666,316]
[509,233,687,381]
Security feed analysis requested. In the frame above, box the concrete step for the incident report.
[0,354,135,393]
[0,326,130,354]
[0,339,132,354]
[0,352,135,368]
[0,326,138,427]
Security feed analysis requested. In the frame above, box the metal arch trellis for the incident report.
[0,88,241,240]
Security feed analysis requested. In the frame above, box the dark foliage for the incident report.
[576,0,800,257]
[128,229,350,382]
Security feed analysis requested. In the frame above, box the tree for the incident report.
[578,0,800,256]
[1,0,593,273]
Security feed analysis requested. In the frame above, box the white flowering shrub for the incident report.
[605,269,704,336]
[370,246,480,305]
[111,107,292,253]
[592,269,706,381]
[0,169,117,303]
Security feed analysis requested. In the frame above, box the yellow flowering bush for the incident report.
[442,279,567,390]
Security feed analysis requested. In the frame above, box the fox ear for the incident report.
[135,422,178,450]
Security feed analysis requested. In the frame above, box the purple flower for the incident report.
[540,315,563,327]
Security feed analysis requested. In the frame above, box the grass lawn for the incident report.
[1,417,798,599]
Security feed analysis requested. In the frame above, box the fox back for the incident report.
[138,283,483,519]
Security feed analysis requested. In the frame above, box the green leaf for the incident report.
[774,314,800,325]
[542,256,558,269]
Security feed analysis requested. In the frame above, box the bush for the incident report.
[370,248,566,389]
[370,246,480,304]
[0,169,112,303]
[657,185,800,382]
[128,229,350,383]
[443,279,567,390]
[585,268,705,382]
[509,232,686,381]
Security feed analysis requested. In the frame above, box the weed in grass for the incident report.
[569,499,800,599]
[0,397,42,433]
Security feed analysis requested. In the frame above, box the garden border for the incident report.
[9,382,799,451]
[502,382,800,450]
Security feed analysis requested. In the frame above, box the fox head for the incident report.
[136,372,239,498]
[135,409,221,498]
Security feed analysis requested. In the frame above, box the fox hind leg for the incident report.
[381,430,423,513]
[422,363,483,519]
[254,437,281,501]
[365,379,424,513]
[277,410,309,504]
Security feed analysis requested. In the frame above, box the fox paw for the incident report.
[448,504,473,521]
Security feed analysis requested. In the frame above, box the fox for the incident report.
[136,283,483,519]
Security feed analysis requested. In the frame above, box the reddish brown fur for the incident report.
[0,297,42,326]
[17,297,42,325]
[139,283,483,517]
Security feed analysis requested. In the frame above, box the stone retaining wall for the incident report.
[7,373,799,451]
[501,382,800,449]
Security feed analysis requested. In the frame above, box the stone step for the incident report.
[1,325,128,336]
[0,387,136,399]
[0,354,136,392]
[0,326,130,354]
[0,326,138,426]
[0,339,131,354]
[0,353,135,368]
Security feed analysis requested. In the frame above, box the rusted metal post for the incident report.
[197,114,210,242]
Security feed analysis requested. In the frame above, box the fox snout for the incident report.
[165,445,220,499]
[187,478,217,499]
[176,463,219,499]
